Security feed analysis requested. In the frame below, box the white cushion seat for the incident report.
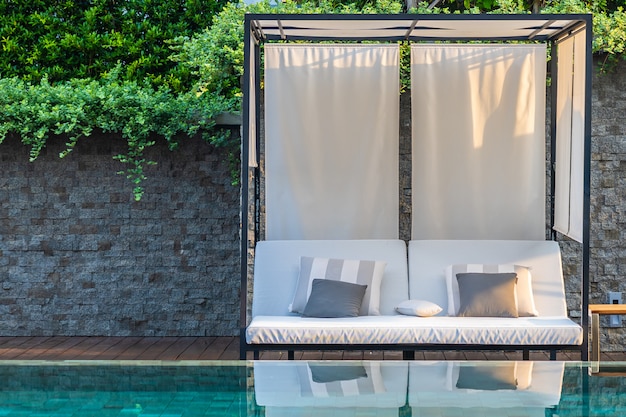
[245,239,583,352]
[246,315,582,346]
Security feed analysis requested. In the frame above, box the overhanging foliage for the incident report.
[0,0,624,199]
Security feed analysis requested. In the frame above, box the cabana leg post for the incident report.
[239,328,247,360]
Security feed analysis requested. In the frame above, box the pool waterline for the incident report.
[0,360,622,417]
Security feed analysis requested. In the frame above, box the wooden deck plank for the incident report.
[198,336,237,360]
[259,350,285,360]
[480,350,509,360]
[382,351,404,360]
[364,351,386,360]
[219,337,242,360]
[502,350,520,361]
[300,350,323,360]
[157,337,198,361]
[93,337,143,360]
[0,337,624,361]
[13,337,72,360]
[129,337,181,360]
[177,336,217,360]
[112,336,163,360]
[602,351,626,361]
[58,337,112,360]
[29,336,89,360]
[67,337,128,360]
[321,350,344,360]
[342,351,364,360]
[463,351,488,360]
[422,351,447,360]
[0,337,38,358]
[443,351,467,361]
[0,336,20,348]
[0,337,52,360]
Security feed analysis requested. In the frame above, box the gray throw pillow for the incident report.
[302,279,367,318]
[309,364,368,383]
[456,363,518,390]
[456,272,518,317]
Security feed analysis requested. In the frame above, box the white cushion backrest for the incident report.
[252,240,408,317]
[254,361,408,408]
[408,240,566,317]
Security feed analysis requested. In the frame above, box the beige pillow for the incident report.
[290,256,386,316]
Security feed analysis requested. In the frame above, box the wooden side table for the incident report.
[588,304,626,361]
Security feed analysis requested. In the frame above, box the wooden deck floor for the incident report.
[1,336,625,361]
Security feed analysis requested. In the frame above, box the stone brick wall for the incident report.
[586,57,626,351]
[0,132,240,336]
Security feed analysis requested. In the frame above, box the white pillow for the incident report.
[290,256,386,316]
[445,264,538,317]
[395,300,443,317]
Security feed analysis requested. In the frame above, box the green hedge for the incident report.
[0,0,227,92]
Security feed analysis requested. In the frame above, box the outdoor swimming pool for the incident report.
[0,360,622,416]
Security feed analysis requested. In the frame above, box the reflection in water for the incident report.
[0,361,623,416]
[254,361,626,417]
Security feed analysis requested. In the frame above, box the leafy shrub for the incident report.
[0,0,227,91]
[169,0,404,111]
[542,0,626,70]
[0,69,226,200]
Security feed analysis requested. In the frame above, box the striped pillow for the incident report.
[445,264,538,317]
[290,256,386,316]
[297,362,386,397]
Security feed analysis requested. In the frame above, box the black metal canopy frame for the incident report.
[240,13,593,360]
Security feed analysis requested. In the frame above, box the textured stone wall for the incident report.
[586,57,626,351]
[0,132,239,336]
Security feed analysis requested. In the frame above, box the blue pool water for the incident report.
[0,360,623,416]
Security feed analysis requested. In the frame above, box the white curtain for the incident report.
[554,32,586,243]
[411,44,546,240]
[264,44,399,240]
[247,30,258,168]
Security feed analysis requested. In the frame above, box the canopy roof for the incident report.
[248,14,589,42]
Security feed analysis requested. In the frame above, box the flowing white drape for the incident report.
[247,30,258,168]
[264,44,400,240]
[411,44,546,240]
[554,32,586,243]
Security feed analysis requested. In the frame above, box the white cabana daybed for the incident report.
[240,14,593,360]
